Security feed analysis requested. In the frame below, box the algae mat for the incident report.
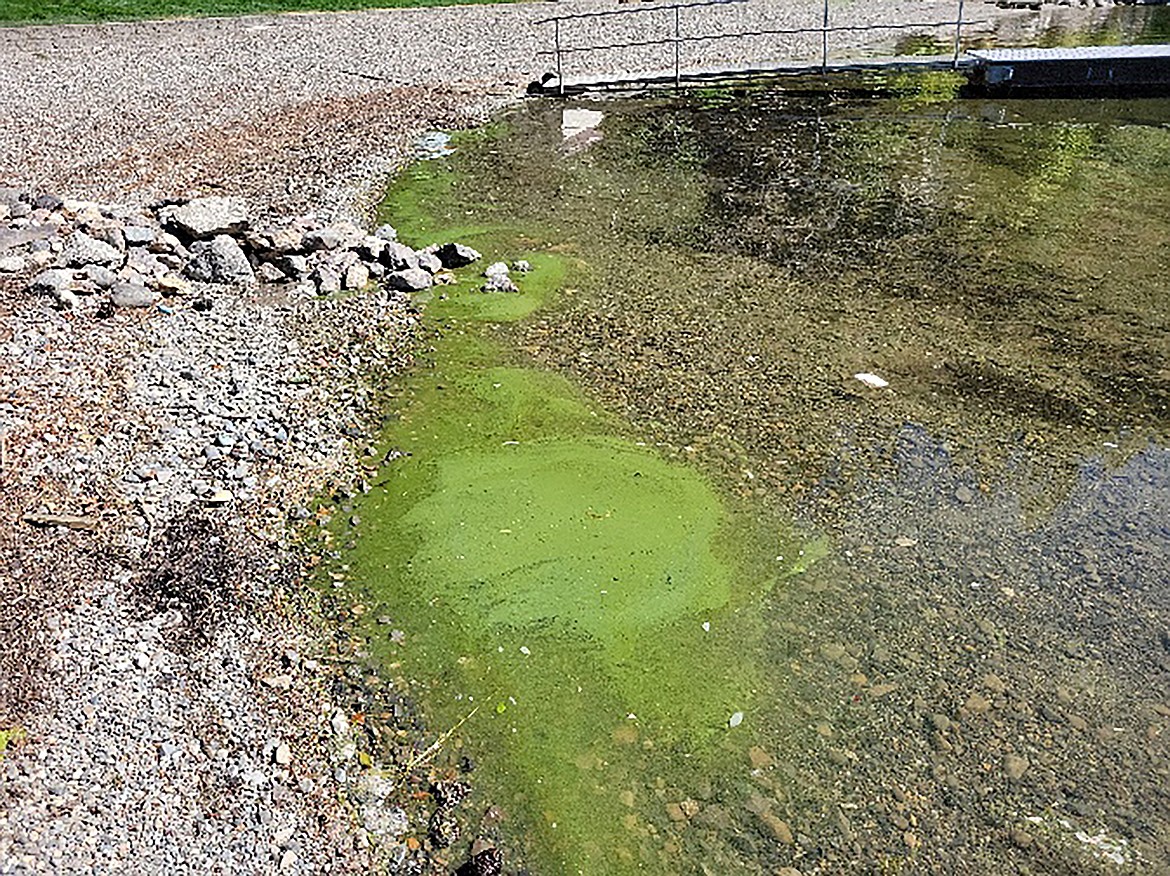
[346,326,799,871]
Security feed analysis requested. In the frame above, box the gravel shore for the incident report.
[0,1,1033,873]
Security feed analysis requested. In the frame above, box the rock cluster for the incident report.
[0,189,484,313]
[1,186,483,873]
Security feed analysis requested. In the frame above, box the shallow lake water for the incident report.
[336,73,1170,875]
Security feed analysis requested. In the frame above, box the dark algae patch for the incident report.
[341,85,1170,873]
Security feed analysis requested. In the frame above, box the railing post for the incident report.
[674,5,682,88]
[555,18,564,96]
[821,0,829,73]
[952,0,965,69]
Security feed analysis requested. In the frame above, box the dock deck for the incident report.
[966,43,1170,94]
[528,0,1170,97]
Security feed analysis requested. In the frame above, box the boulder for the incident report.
[122,225,156,247]
[33,192,63,212]
[0,255,24,273]
[84,264,118,288]
[356,236,386,262]
[86,219,126,252]
[373,223,397,242]
[161,196,249,240]
[185,235,256,286]
[416,251,443,274]
[435,242,482,269]
[244,226,303,255]
[273,254,309,279]
[0,187,27,206]
[27,268,75,297]
[72,205,103,226]
[344,262,370,290]
[256,262,288,284]
[386,268,433,292]
[110,282,161,308]
[302,222,363,252]
[313,264,341,295]
[126,247,167,278]
[381,241,419,271]
[482,261,518,293]
[154,275,191,296]
[331,249,360,273]
[149,232,188,258]
[60,232,123,268]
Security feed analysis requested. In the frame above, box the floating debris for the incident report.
[729,711,744,728]
[414,131,454,160]
[853,372,890,389]
[561,108,605,153]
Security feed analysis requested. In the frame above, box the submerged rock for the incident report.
[435,242,481,269]
[482,261,517,293]
[386,268,432,292]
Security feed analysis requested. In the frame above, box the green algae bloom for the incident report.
[347,332,790,871]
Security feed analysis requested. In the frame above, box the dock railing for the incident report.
[537,0,980,94]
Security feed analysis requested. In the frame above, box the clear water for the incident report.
[340,64,1170,876]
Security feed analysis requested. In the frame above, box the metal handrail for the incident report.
[539,0,977,94]
[536,20,985,58]
[535,0,746,27]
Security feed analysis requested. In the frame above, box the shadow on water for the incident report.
[340,69,1170,874]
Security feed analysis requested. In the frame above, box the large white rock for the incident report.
[161,196,249,239]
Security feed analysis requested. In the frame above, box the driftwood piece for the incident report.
[21,513,99,531]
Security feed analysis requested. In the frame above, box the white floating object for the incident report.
[729,711,744,728]
[519,646,531,656]
[561,108,604,140]
[854,372,889,389]
[701,621,711,632]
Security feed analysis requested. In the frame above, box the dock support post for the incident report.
[555,18,564,96]
[674,5,682,88]
[821,0,829,73]
[952,0,965,69]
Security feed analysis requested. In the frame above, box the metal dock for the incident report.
[528,0,1170,97]
[966,44,1170,95]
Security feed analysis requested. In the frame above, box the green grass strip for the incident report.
[0,0,515,26]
